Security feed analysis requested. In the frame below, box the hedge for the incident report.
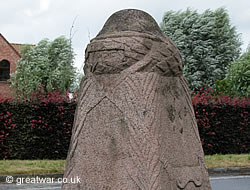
[193,89,249,155]
[195,104,249,155]
[0,89,249,159]
[0,101,75,159]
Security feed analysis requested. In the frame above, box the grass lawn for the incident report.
[0,160,65,175]
[0,154,249,175]
[205,154,250,168]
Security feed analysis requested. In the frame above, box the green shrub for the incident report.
[216,47,250,97]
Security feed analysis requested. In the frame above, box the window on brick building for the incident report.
[0,60,10,81]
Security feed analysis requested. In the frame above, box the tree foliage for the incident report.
[10,36,76,100]
[160,8,242,91]
[216,45,250,97]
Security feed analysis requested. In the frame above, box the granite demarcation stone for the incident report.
[63,9,212,190]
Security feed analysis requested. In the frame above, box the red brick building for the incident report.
[0,33,22,99]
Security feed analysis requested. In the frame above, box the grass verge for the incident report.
[0,154,249,175]
[205,154,250,168]
[0,160,65,175]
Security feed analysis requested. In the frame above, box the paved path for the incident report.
[210,175,250,190]
[1,176,250,190]
[0,183,61,190]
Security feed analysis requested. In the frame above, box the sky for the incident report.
[1,0,249,72]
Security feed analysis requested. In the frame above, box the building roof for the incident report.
[10,43,35,56]
[0,33,35,57]
[10,43,24,55]
[0,33,21,58]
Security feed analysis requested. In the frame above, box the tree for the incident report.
[160,8,242,91]
[10,36,77,100]
[216,44,250,97]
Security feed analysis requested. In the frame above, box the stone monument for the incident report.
[63,9,211,190]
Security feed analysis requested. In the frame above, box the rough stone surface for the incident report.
[63,9,211,190]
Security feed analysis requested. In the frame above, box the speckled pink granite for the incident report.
[63,9,211,190]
